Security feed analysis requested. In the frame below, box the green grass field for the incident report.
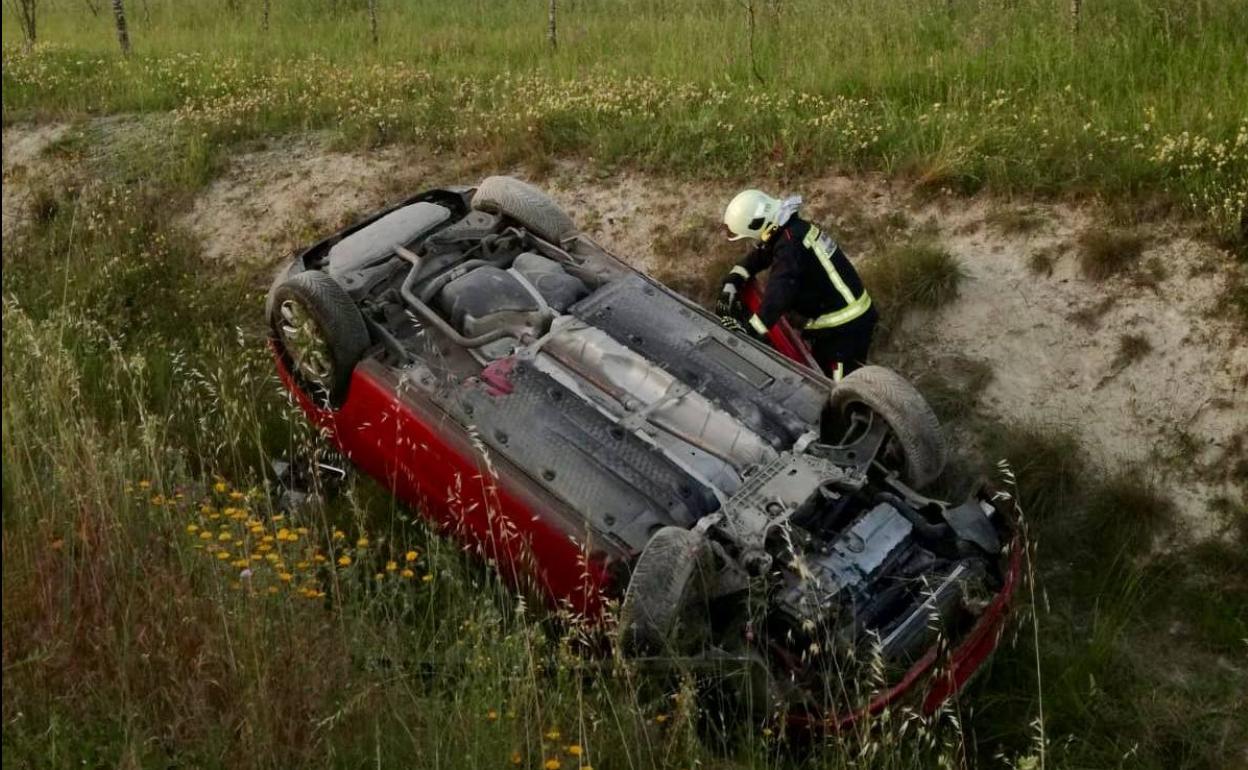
[4,0,1247,237]
[3,2,1247,768]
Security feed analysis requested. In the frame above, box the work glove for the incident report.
[720,315,746,333]
[715,280,742,319]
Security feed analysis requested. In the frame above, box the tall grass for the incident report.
[3,0,1247,237]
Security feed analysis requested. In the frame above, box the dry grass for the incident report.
[1077,226,1146,280]
[860,240,965,342]
[986,205,1047,235]
[1112,332,1153,370]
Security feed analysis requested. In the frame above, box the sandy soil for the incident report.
[4,125,1245,536]
[1,122,72,237]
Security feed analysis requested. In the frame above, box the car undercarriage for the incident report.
[268,176,1021,726]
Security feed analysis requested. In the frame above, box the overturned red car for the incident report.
[267,176,1021,728]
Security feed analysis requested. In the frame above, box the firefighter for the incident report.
[716,189,877,381]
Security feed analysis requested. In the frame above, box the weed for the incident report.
[1112,333,1153,370]
[986,205,1047,235]
[1077,226,1146,280]
[912,355,995,422]
[1027,245,1059,276]
[860,239,964,341]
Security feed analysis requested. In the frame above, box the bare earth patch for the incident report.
[2,122,72,237]
[5,124,1244,535]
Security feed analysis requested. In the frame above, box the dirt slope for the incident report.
[4,126,1244,536]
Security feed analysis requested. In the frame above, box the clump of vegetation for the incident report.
[986,205,1047,235]
[1112,332,1153,370]
[1027,245,1060,276]
[912,355,995,422]
[860,240,965,340]
[1077,226,1146,280]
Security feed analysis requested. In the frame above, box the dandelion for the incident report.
[186,524,200,534]
[217,532,232,542]
[401,568,415,578]
[565,744,582,756]
[228,491,245,501]
[198,531,212,540]
[333,529,346,541]
[544,760,560,770]
[278,572,293,582]
[385,560,398,572]
[138,480,151,490]
[213,481,227,493]
[356,536,369,547]
[216,551,230,560]
[405,550,418,562]
[338,555,352,567]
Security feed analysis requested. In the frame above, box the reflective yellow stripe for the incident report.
[832,361,845,382]
[804,292,873,329]
[803,226,858,307]
[729,265,750,280]
[748,314,769,335]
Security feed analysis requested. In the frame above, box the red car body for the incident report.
[274,279,1021,730]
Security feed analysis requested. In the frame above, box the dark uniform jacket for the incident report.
[733,217,875,333]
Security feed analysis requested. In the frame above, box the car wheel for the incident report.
[829,365,947,489]
[269,270,370,408]
[471,175,577,243]
[618,526,716,657]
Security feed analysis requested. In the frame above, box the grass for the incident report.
[859,240,965,341]
[1112,332,1154,370]
[986,206,1047,235]
[3,0,1248,240]
[1077,226,1147,280]
[4,2,1248,767]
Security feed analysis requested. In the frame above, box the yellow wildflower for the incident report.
[544,760,560,770]
[487,709,498,721]
[138,480,152,490]
[385,560,398,572]
[198,531,212,540]
[422,573,433,583]
[186,524,200,534]
[217,532,232,542]
[265,553,279,563]
[216,551,230,561]
[333,529,345,541]
[338,555,352,567]
[356,537,369,548]
[405,550,418,562]
[401,568,415,578]
[654,714,668,724]
[510,751,523,766]
[278,572,293,582]
[544,728,561,741]
[565,744,582,756]
[229,491,245,501]
[213,481,227,493]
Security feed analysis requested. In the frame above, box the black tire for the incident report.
[829,365,946,489]
[471,176,577,243]
[268,270,370,408]
[618,526,716,657]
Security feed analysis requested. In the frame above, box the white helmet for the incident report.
[723,189,781,241]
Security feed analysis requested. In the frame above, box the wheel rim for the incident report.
[278,298,333,390]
